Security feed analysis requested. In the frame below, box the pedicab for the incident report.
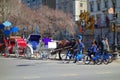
[4,36,27,57]
[25,34,41,59]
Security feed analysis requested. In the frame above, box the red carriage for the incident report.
[4,36,27,57]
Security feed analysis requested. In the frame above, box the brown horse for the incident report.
[52,39,75,60]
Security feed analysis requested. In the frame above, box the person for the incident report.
[101,38,107,54]
[88,40,98,59]
[78,39,85,54]
[65,38,79,63]
[73,38,85,63]
[67,39,79,58]
[105,38,110,52]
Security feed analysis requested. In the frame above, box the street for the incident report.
[0,57,120,80]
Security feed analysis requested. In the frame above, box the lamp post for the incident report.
[80,19,85,39]
[81,19,85,30]
[101,22,103,39]
[111,0,117,52]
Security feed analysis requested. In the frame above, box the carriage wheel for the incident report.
[61,53,66,60]
[5,47,10,57]
[15,47,19,58]
[25,46,32,59]
[48,50,58,60]
[39,49,48,59]
[15,48,20,58]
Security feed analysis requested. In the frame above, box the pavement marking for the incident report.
[23,76,41,79]
[97,71,112,75]
[62,73,80,77]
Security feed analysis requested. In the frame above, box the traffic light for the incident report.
[117,12,120,18]
[111,24,114,32]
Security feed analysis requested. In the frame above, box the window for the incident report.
[32,0,35,2]
[90,1,94,12]
[97,0,101,11]
[80,10,83,13]
[80,3,83,7]
[104,0,108,8]
[27,0,30,3]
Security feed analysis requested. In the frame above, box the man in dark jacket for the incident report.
[73,39,84,63]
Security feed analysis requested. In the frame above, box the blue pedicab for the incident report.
[25,34,41,59]
[65,49,84,63]
[83,49,113,65]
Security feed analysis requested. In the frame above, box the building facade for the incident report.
[22,0,56,9]
[56,0,88,21]
[88,0,120,46]
[42,0,56,9]
[88,0,114,27]
[22,0,42,9]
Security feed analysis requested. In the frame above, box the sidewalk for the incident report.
[114,58,120,63]
[114,51,120,57]
[113,52,120,63]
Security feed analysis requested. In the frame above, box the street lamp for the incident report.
[111,0,117,52]
[80,19,85,39]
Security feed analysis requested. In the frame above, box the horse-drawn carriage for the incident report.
[25,34,41,59]
[24,34,57,59]
[4,36,27,57]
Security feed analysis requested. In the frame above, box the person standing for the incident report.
[105,38,110,52]
[101,38,107,54]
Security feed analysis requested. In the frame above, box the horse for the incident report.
[51,39,76,60]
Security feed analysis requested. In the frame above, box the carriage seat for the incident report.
[29,41,39,50]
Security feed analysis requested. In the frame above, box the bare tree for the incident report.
[6,3,76,39]
[38,6,76,38]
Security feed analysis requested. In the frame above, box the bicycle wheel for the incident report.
[83,55,91,64]
[96,58,102,65]
[103,59,109,65]
[108,54,113,63]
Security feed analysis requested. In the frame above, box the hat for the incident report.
[77,35,82,40]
